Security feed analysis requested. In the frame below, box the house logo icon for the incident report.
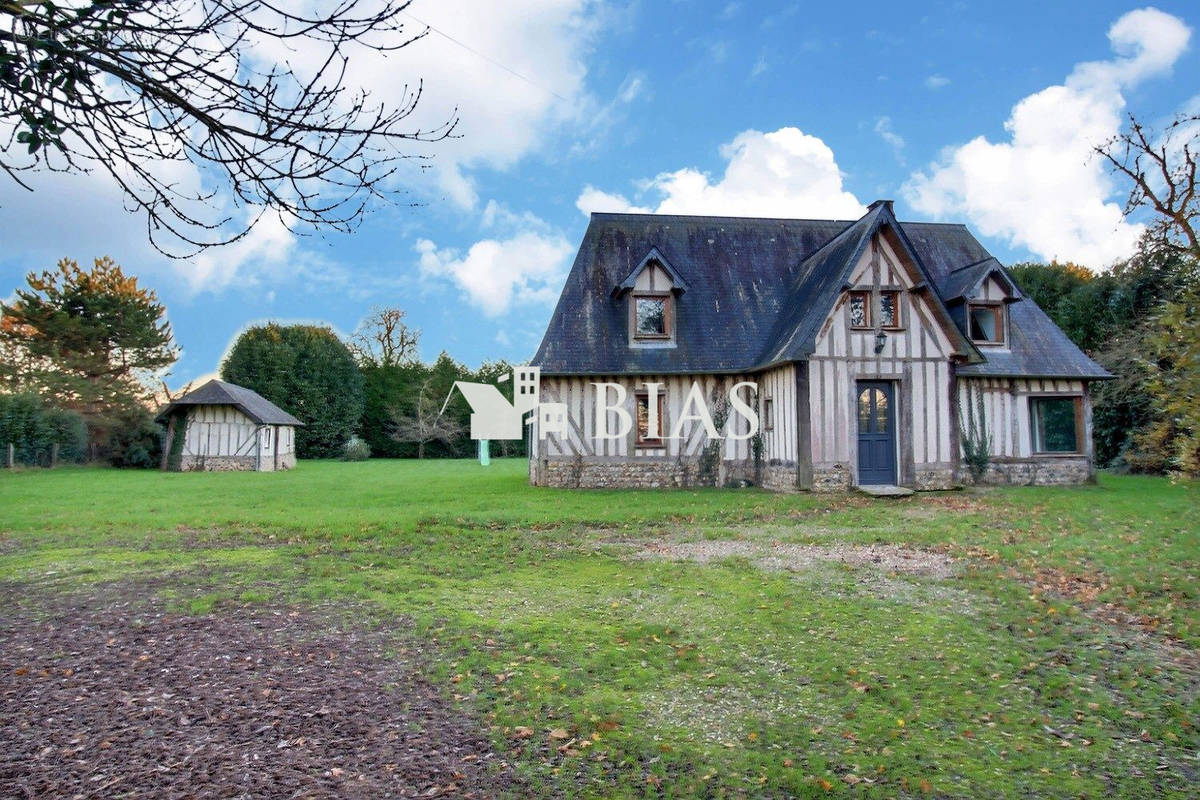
[444,366,566,441]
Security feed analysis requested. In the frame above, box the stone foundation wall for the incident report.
[532,457,764,489]
[811,465,852,492]
[177,453,296,472]
[966,456,1093,486]
[760,461,799,492]
[180,455,256,472]
[532,456,1092,491]
[911,467,956,491]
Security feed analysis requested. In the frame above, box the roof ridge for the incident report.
[588,211,972,227]
[589,211,859,224]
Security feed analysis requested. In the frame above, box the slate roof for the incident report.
[939,257,1020,302]
[156,379,304,425]
[530,205,1111,380]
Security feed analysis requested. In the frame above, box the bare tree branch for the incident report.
[350,306,420,367]
[0,1,458,256]
[1096,112,1200,258]
[388,376,460,459]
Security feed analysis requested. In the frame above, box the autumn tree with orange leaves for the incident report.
[0,257,178,421]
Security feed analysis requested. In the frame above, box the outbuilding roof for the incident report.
[156,379,304,426]
[531,204,1110,380]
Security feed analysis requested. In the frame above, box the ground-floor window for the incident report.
[1030,396,1081,453]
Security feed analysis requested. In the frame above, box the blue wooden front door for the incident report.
[857,381,897,485]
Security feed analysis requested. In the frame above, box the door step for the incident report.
[856,485,914,498]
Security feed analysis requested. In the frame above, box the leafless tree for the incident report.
[0,1,457,255]
[350,306,420,367]
[389,376,460,459]
[1097,112,1199,258]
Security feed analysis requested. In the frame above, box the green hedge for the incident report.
[0,394,88,466]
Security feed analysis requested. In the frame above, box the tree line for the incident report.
[1,109,1195,474]
[219,311,528,461]
[0,261,525,466]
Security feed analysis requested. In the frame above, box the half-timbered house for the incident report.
[528,201,1110,491]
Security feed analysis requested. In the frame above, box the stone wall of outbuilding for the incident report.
[180,455,257,472]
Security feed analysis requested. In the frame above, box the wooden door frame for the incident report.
[855,379,899,486]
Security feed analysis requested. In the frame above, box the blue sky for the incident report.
[1,1,1197,387]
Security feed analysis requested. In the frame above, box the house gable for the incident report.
[812,231,959,361]
[760,202,976,368]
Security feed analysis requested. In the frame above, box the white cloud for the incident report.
[0,2,605,294]
[302,0,601,209]
[576,127,866,219]
[416,228,573,317]
[903,7,1191,268]
[189,212,297,292]
[924,74,950,90]
[576,186,651,215]
[874,116,906,162]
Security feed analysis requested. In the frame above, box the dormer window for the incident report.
[633,294,671,339]
[615,248,688,347]
[969,303,1005,344]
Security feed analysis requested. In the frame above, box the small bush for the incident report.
[341,435,371,461]
[0,393,88,466]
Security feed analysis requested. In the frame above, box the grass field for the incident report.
[1,460,1197,797]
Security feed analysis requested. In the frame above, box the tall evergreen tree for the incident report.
[220,323,364,459]
[0,256,177,421]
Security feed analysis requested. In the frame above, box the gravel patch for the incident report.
[0,589,514,799]
[636,540,958,579]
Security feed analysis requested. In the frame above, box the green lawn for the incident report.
[1,460,1197,797]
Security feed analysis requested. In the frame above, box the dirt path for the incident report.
[0,587,513,799]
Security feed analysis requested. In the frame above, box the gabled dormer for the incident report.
[613,247,688,347]
[941,258,1021,348]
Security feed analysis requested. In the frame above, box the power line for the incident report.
[401,10,570,103]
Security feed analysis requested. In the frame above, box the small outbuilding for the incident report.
[156,379,302,472]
